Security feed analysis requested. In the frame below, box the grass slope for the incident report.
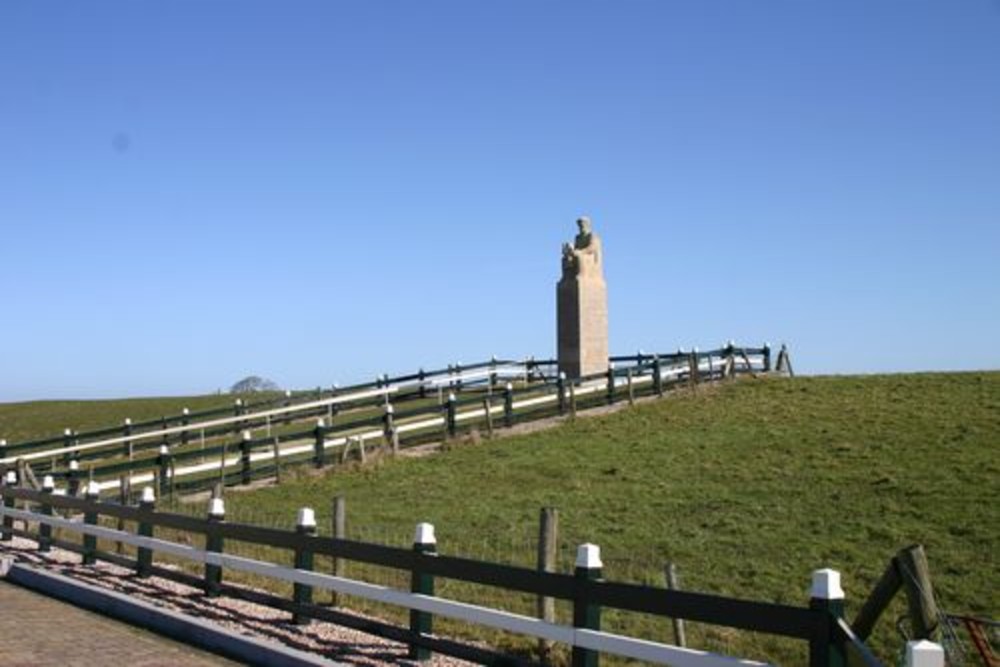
[3,373,998,663]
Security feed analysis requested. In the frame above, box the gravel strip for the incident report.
[0,537,478,666]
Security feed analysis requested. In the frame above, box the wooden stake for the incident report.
[537,507,558,663]
[331,496,346,606]
[665,563,687,647]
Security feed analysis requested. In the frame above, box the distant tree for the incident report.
[230,376,281,394]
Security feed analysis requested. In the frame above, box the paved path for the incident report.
[0,581,236,666]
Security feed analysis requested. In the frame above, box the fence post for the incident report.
[572,543,603,667]
[446,393,457,439]
[626,368,635,405]
[157,445,172,499]
[537,508,559,662]
[62,428,74,465]
[204,496,225,597]
[905,640,945,667]
[313,419,327,468]
[418,368,427,399]
[557,372,568,415]
[762,343,772,372]
[331,496,346,606]
[38,475,54,552]
[82,481,100,565]
[489,355,498,394]
[606,364,616,405]
[482,398,495,438]
[233,398,244,438]
[384,404,399,454]
[137,486,155,578]
[181,407,190,447]
[653,354,664,396]
[664,563,687,647]
[897,544,940,641]
[809,568,846,667]
[67,459,82,497]
[569,383,578,417]
[283,390,293,425]
[123,418,133,460]
[503,383,514,427]
[240,431,253,485]
[690,348,701,387]
[293,507,317,625]
[1,470,16,542]
[408,522,436,661]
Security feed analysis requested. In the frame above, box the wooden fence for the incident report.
[0,344,786,498]
[0,482,901,667]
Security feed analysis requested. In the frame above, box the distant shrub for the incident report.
[229,376,281,394]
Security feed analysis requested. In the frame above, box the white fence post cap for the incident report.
[576,543,603,569]
[42,475,54,490]
[208,497,226,518]
[297,507,316,529]
[414,522,436,545]
[183,407,190,415]
[64,428,73,436]
[124,418,132,425]
[141,486,155,504]
[5,471,16,484]
[69,459,80,471]
[0,439,6,447]
[316,418,326,428]
[810,568,845,600]
[385,404,394,415]
[448,393,456,402]
[86,480,101,496]
[906,640,945,667]
[505,382,513,391]
[242,430,252,441]
[285,390,292,397]
[159,444,170,455]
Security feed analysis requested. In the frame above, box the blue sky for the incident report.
[2,1,998,401]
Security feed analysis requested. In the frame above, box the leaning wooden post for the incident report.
[1,470,16,542]
[809,568,846,667]
[331,496,346,606]
[136,486,155,578]
[905,640,945,667]
[572,543,603,667]
[557,372,568,415]
[204,496,225,597]
[664,562,687,647]
[537,508,559,662]
[239,431,253,485]
[896,544,940,641]
[312,419,327,468]
[503,383,514,427]
[82,480,100,565]
[293,507,317,625]
[383,404,399,454]
[408,522,436,661]
[39,475,54,552]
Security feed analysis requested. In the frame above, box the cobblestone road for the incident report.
[0,581,237,666]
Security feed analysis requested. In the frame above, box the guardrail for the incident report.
[0,482,884,667]
[0,344,786,497]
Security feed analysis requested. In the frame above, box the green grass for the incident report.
[7,373,1000,664]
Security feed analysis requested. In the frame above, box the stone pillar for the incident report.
[558,216,609,379]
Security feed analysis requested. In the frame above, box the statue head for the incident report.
[576,216,592,235]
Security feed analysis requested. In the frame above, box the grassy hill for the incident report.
[3,373,998,663]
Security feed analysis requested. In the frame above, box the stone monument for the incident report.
[557,216,609,378]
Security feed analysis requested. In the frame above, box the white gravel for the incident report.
[0,536,479,666]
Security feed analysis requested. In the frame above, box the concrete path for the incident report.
[0,580,236,666]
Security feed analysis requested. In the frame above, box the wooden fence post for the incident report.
[283,390,293,425]
[503,383,514,427]
[482,398,494,438]
[136,486,155,578]
[626,368,635,405]
[233,399,244,438]
[384,404,399,454]
[293,507,317,625]
[122,418,132,460]
[446,393,457,439]
[240,431,252,485]
[809,568,846,667]
[82,480,100,565]
[1,471,15,542]
[664,563,687,647]
[313,419,327,468]
[653,355,664,396]
[157,445,172,499]
[272,437,282,484]
[181,407,190,447]
[558,372,568,415]
[537,508,559,663]
[606,364,616,405]
[896,544,940,642]
[905,641,945,667]
[409,522,437,661]
[204,496,225,597]
[418,368,427,399]
[762,343,772,372]
[569,383,578,417]
[39,475,54,552]
[572,543,603,667]
[67,459,81,497]
[331,496,346,606]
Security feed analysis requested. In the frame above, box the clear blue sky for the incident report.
[2,1,998,401]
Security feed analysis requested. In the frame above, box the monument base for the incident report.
[557,276,608,379]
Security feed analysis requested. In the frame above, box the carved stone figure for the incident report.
[557,216,609,378]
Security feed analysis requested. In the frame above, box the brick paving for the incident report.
[0,581,236,666]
